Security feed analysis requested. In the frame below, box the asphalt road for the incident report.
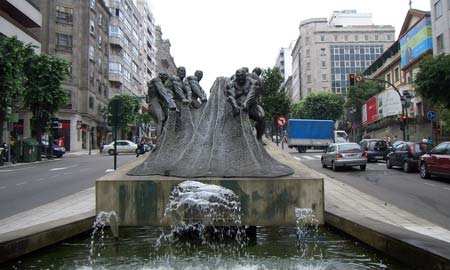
[281,145,450,231]
[0,152,135,219]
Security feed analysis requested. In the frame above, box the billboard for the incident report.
[361,96,378,126]
[400,16,432,68]
[377,89,402,119]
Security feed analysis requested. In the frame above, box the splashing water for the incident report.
[156,181,247,250]
[89,211,118,265]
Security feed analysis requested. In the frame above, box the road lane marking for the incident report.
[49,165,78,171]
[16,182,26,186]
[424,182,436,188]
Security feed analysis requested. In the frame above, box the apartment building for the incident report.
[291,10,395,101]
[430,0,450,54]
[0,0,42,143]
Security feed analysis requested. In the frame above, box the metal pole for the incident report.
[113,126,117,170]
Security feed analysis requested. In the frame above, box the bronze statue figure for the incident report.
[187,70,207,108]
[165,66,192,105]
[226,68,266,141]
[148,72,177,137]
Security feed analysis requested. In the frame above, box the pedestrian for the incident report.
[427,136,433,145]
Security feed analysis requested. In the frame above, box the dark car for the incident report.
[386,142,433,172]
[358,139,388,162]
[419,141,450,179]
[41,140,66,158]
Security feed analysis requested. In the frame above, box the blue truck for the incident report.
[287,119,348,153]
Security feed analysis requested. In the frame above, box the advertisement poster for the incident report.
[400,16,432,68]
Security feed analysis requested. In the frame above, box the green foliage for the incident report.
[0,36,35,143]
[110,94,141,125]
[23,54,70,119]
[261,67,291,124]
[345,80,383,124]
[291,92,345,121]
[415,54,450,109]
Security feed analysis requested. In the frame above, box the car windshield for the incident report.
[338,144,361,152]
[414,143,432,153]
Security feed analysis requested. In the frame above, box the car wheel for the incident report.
[386,158,392,169]
[360,165,366,171]
[321,159,327,168]
[332,161,338,171]
[420,162,430,179]
[403,161,410,173]
[108,149,115,156]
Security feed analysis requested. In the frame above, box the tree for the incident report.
[415,54,450,109]
[260,67,291,124]
[345,80,383,124]
[0,36,35,144]
[23,53,69,159]
[291,92,345,121]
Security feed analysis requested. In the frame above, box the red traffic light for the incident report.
[349,73,355,86]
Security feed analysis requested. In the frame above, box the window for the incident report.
[89,96,94,109]
[437,34,444,53]
[321,61,326,68]
[435,0,443,18]
[109,62,121,73]
[394,67,400,82]
[320,35,325,41]
[56,6,73,24]
[90,20,95,34]
[89,45,94,61]
[322,74,327,81]
[56,33,72,51]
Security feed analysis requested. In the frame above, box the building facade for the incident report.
[291,10,395,101]
[430,0,450,54]
[38,0,111,152]
[1,0,42,143]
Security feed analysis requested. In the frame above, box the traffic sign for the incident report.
[427,111,437,121]
[276,115,287,127]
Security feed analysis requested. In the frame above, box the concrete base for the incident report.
[96,155,324,226]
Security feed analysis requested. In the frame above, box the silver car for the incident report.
[321,143,368,171]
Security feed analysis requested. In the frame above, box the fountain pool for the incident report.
[1,225,409,270]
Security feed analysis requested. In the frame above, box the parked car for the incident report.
[103,140,138,155]
[321,143,368,171]
[419,141,450,179]
[359,139,388,162]
[386,142,433,172]
[41,140,66,158]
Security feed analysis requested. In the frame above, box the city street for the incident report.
[277,144,450,231]
[0,153,135,219]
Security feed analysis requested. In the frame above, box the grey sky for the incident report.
[148,0,431,90]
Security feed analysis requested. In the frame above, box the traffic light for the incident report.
[349,73,355,86]
[51,117,59,129]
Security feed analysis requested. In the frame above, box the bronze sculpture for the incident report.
[148,72,177,137]
[187,70,207,108]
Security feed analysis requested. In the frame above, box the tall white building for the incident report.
[430,0,450,54]
[291,11,395,101]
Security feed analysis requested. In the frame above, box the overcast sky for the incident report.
[147,0,431,90]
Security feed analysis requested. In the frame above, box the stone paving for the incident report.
[1,140,450,245]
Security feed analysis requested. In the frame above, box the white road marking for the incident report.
[0,186,6,190]
[49,165,78,171]
[105,169,115,172]
[16,182,26,186]
[424,182,436,188]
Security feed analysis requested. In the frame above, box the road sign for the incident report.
[427,111,437,121]
[276,115,287,127]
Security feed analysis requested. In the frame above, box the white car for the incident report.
[104,140,138,155]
